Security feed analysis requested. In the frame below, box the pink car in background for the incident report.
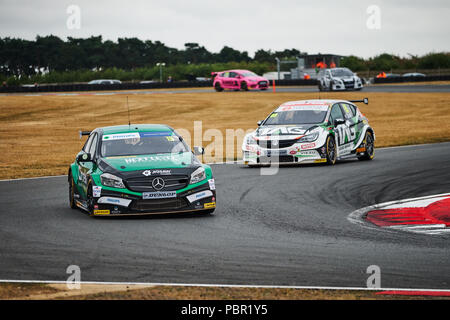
[212,69,269,91]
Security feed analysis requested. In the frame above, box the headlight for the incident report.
[333,79,341,85]
[246,135,257,145]
[100,173,125,188]
[190,167,206,184]
[298,132,319,143]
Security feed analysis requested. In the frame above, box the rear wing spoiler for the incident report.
[349,98,368,105]
[79,130,91,139]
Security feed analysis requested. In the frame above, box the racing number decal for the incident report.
[336,124,355,146]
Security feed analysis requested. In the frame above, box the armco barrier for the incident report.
[373,74,450,84]
[0,79,318,94]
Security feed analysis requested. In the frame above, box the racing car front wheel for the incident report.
[68,173,76,209]
[240,82,249,91]
[86,183,95,215]
[358,131,375,161]
[326,135,337,165]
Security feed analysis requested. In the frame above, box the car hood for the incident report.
[245,76,267,82]
[101,152,199,172]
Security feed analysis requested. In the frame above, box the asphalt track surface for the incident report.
[1,143,450,289]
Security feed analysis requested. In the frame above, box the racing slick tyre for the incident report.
[68,172,76,209]
[214,82,224,92]
[86,183,95,216]
[240,82,249,91]
[358,131,375,161]
[318,82,324,91]
[325,135,337,165]
[204,209,215,216]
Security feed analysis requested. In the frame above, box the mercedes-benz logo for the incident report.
[152,177,165,190]
[272,140,279,146]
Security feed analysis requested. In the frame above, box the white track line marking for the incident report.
[0,279,450,293]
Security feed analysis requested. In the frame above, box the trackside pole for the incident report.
[272,80,276,93]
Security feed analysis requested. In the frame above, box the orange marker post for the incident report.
[272,79,276,93]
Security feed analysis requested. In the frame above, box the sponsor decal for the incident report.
[270,113,278,118]
[92,186,102,198]
[142,169,171,176]
[142,191,177,199]
[276,104,329,112]
[258,127,306,136]
[139,131,172,137]
[142,170,152,176]
[102,132,140,141]
[338,143,352,155]
[186,190,214,203]
[98,197,132,207]
[166,136,175,141]
[289,150,297,155]
[204,202,216,209]
[300,142,316,150]
[314,159,327,163]
[124,155,178,164]
[93,210,110,215]
[208,179,216,190]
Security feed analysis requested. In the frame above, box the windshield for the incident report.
[264,110,327,125]
[241,72,257,77]
[331,69,354,77]
[100,132,189,157]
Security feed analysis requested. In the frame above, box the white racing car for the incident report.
[242,99,375,166]
[318,68,363,91]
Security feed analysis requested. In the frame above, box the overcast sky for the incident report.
[0,0,449,58]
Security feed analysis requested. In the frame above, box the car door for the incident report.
[324,70,332,89]
[330,103,352,156]
[339,102,358,146]
[228,72,240,89]
[78,132,98,197]
[221,72,232,88]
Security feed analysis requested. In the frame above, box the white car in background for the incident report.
[88,79,122,85]
[318,68,363,91]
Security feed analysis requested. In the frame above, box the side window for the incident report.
[83,134,94,152]
[222,72,229,78]
[229,72,238,78]
[340,103,355,120]
[88,133,98,156]
[330,104,344,122]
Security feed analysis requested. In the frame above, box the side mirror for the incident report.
[257,120,263,126]
[193,146,204,156]
[334,118,345,127]
[77,153,92,163]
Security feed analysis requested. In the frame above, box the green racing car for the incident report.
[68,124,216,216]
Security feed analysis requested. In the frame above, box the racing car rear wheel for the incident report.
[68,173,76,209]
[358,131,375,161]
[326,135,337,165]
[240,82,249,91]
[214,83,223,92]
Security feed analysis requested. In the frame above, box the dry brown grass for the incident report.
[0,91,449,179]
[2,283,447,300]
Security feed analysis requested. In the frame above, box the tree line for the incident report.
[0,35,449,85]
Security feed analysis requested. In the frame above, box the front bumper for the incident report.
[332,82,363,91]
[242,142,328,165]
[91,180,216,216]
